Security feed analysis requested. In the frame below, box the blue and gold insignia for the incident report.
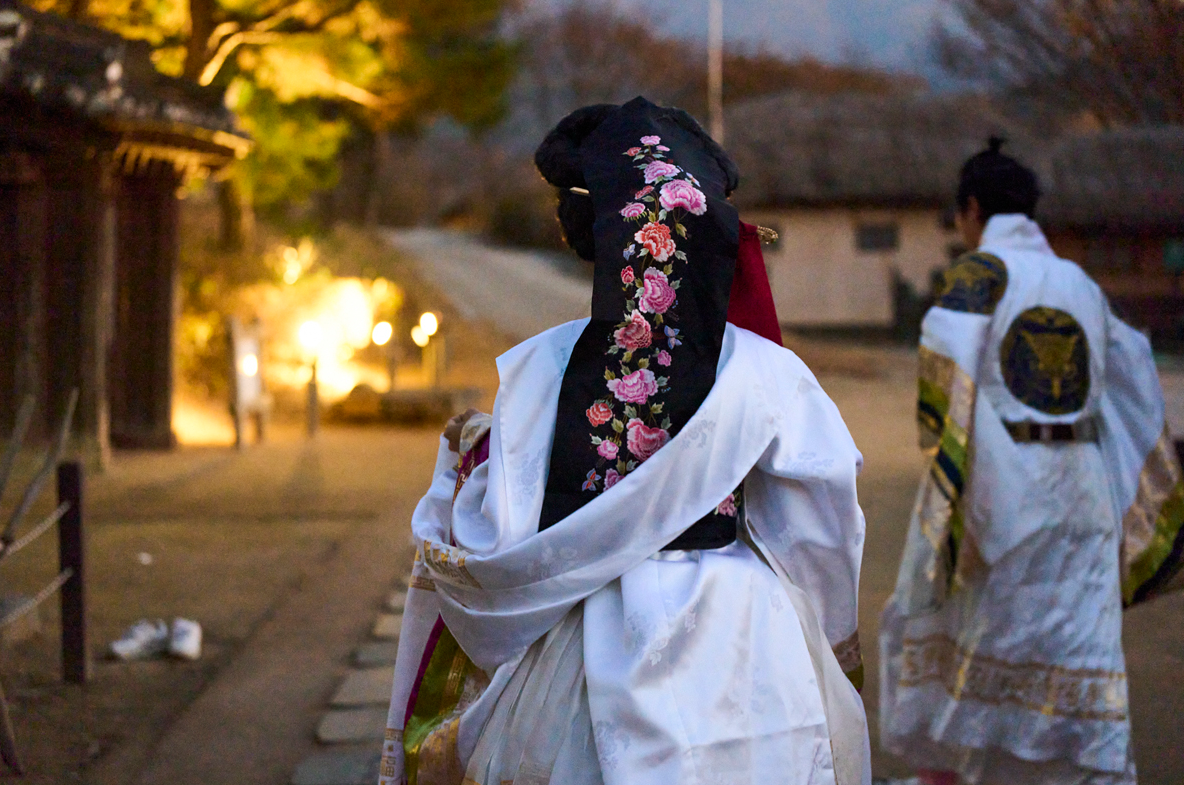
[1000,307,1090,415]
[935,252,1008,315]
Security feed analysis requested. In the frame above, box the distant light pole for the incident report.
[708,0,724,144]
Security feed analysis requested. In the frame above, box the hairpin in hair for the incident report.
[756,226,779,244]
[569,187,590,196]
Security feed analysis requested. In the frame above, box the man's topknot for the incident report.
[957,135,1040,220]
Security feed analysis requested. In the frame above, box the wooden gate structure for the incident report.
[0,0,248,457]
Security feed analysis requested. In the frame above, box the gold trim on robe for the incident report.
[898,634,1128,722]
[1121,426,1184,606]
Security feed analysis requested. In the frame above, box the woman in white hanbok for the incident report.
[380,98,871,785]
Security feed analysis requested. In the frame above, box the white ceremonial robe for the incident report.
[383,321,871,785]
[879,215,1183,785]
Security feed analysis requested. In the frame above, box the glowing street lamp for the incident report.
[239,353,259,377]
[297,320,323,437]
[410,325,429,348]
[419,312,439,337]
[371,321,393,346]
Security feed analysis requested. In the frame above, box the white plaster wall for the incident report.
[741,207,956,327]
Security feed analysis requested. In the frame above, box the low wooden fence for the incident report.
[0,391,86,775]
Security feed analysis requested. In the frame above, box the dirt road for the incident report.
[381,229,589,340]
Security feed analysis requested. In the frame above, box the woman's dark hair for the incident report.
[534,102,739,261]
[956,136,1040,220]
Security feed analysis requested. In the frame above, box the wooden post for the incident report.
[57,461,88,684]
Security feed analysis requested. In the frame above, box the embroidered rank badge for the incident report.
[935,252,1008,315]
[1000,306,1090,415]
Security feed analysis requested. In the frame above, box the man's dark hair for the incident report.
[956,136,1041,220]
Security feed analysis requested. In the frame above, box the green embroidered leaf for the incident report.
[637,359,649,369]
[617,459,627,473]
[607,345,620,355]
[656,376,668,386]
[642,196,654,203]
[674,251,687,261]
[611,419,625,433]
[624,405,637,418]
[663,264,673,275]
[623,351,633,363]
[625,300,636,311]
[658,209,668,221]
[639,249,649,257]
[661,417,672,430]
[591,436,603,445]
[650,402,664,414]
[605,370,616,381]
[675,223,687,238]
[671,280,681,289]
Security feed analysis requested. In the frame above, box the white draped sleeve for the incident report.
[1098,312,1184,606]
[746,371,865,651]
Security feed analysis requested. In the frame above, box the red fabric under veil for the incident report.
[726,222,782,346]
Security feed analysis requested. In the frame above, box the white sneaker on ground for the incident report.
[110,619,169,660]
[169,618,202,660]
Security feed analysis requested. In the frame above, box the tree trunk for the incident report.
[364,131,392,228]
[184,0,216,82]
[218,178,253,252]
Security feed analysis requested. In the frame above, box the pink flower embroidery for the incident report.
[635,186,653,199]
[626,418,670,461]
[640,135,661,145]
[597,440,619,461]
[659,180,707,216]
[656,350,672,366]
[626,147,642,156]
[620,266,635,285]
[715,494,737,517]
[620,202,646,219]
[638,268,676,314]
[605,468,622,489]
[634,222,676,262]
[613,310,652,351]
[607,368,658,404]
[587,401,613,427]
[656,145,670,151]
[643,160,679,184]
[582,469,600,491]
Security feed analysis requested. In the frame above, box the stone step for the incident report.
[354,641,399,667]
[316,708,389,743]
[371,613,402,640]
[291,749,381,785]
[330,667,393,707]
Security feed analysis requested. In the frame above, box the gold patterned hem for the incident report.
[898,634,1127,722]
[422,539,481,588]
[409,574,437,592]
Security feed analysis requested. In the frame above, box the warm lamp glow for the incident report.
[298,320,324,353]
[371,321,393,346]
[419,312,439,337]
[239,353,259,377]
[410,325,429,348]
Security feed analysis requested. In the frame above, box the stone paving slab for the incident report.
[372,613,402,639]
[386,591,406,612]
[354,641,399,667]
[291,749,382,785]
[330,667,394,707]
[316,707,389,743]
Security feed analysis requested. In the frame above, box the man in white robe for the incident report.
[879,139,1184,785]
[380,98,872,785]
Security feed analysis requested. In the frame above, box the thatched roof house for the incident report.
[724,90,1183,337]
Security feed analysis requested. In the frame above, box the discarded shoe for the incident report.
[110,619,168,660]
[169,617,202,660]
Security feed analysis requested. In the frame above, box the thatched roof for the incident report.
[725,90,1030,210]
[0,0,248,168]
[1040,126,1184,232]
[726,89,1184,232]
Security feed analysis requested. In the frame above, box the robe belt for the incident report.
[1004,418,1099,444]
